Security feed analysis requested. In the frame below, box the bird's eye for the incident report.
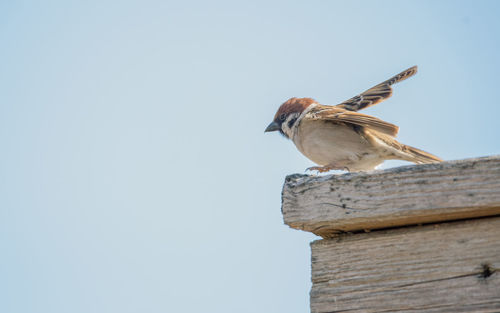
[280,113,286,121]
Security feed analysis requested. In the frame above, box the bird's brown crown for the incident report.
[273,97,316,121]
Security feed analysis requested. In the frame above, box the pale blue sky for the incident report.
[1,1,499,313]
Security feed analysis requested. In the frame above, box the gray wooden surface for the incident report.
[282,155,500,237]
[310,217,500,313]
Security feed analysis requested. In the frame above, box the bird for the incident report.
[264,66,442,172]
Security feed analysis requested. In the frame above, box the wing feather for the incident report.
[336,66,418,111]
[307,106,399,137]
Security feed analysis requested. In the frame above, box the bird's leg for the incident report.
[306,166,334,173]
[306,163,350,173]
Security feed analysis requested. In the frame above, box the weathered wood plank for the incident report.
[282,155,500,237]
[310,217,500,313]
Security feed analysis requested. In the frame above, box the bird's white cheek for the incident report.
[282,114,300,138]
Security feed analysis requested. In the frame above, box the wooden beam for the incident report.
[310,217,500,313]
[282,156,500,237]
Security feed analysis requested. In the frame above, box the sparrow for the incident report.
[265,66,442,172]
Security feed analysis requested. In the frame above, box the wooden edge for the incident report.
[281,155,500,237]
[297,206,500,238]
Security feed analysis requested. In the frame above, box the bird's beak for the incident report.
[264,121,280,133]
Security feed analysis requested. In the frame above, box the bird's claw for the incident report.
[306,165,350,173]
[306,166,334,173]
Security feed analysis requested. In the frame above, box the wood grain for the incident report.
[310,217,500,313]
[282,156,500,237]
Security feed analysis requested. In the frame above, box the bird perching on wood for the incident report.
[265,66,442,172]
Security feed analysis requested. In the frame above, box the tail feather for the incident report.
[367,129,442,165]
[400,144,442,164]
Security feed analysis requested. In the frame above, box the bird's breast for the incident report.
[293,120,381,168]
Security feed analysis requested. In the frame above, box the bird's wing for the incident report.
[336,66,418,111]
[307,105,399,137]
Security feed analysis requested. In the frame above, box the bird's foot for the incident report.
[306,166,335,173]
[306,164,350,173]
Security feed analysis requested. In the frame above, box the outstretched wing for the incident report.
[336,66,418,111]
[307,105,399,137]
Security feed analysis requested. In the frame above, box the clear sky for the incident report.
[1,1,500,312]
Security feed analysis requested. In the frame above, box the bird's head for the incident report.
[265,97,316,138]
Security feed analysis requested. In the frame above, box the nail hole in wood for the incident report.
[479,263,494,279]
